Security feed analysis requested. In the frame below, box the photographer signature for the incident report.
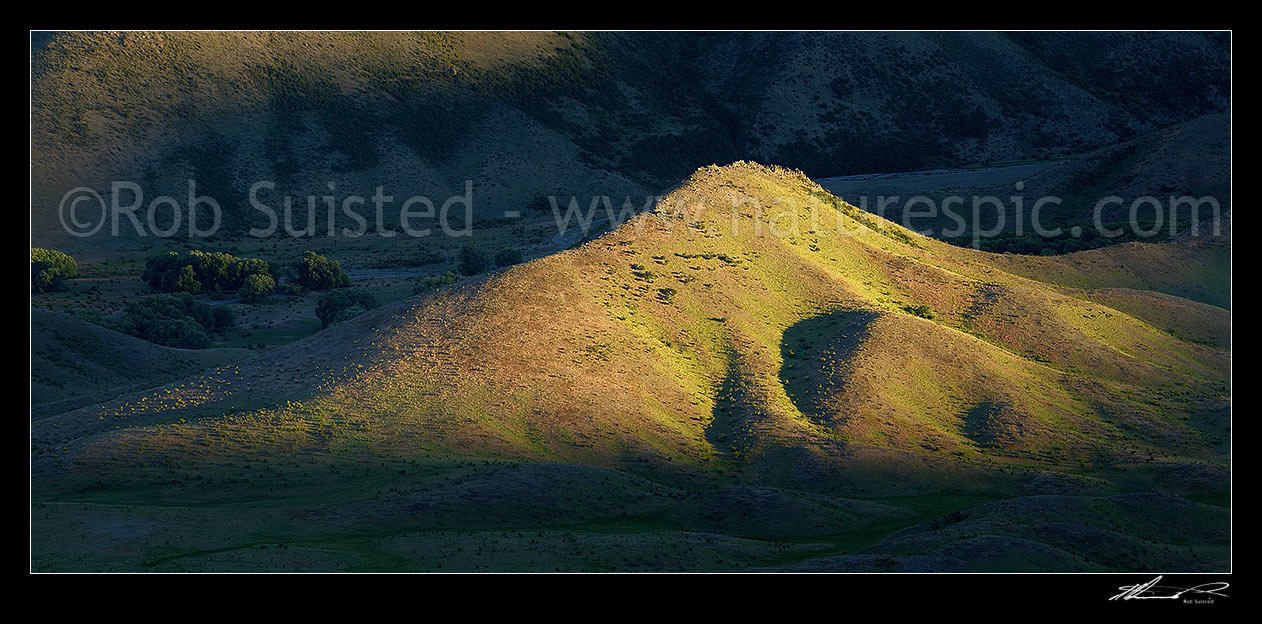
[1110,576,1230,601]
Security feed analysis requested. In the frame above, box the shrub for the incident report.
[142,250,271,293]
[144,318,212,349]
[238,274,276,303]
[316,288,378,328]
[278,282,306,296]
[112,292,234,348]
[211,306,236,328]
[176,265,202,294]
[331,305,368,325]
[294,251,351,290]
[458,244,490,276]
[32,248,78,292]
[493,248,524,267]
[72,308,107,325]
[903,304,935,320]
[413,271,463,295]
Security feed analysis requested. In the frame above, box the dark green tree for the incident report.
[175,265,202,294]
[111,293,234,349]
[238,273,276,303]
[32,248,78,292]
[458,244,490,276]
[294,251,351,291]
[316,288,378,328]
[493,248,524,267]
[142,250,271,293]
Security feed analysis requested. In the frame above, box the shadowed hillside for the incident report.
[31,31,1231,250]
[31,163,1229,571]
[30,308,251,418]
[820,113,1231,249]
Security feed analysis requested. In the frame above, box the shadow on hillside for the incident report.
[705,347,751,459]
[779,309,878,427]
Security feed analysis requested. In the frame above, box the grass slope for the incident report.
[31,163,1230,571]
[30,308,251,418]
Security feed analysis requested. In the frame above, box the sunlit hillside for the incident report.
[31,163,1230,571]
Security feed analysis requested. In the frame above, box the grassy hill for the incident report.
[31,163,1230,571]
[31,32,1230,250]
[30,308,251,418]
